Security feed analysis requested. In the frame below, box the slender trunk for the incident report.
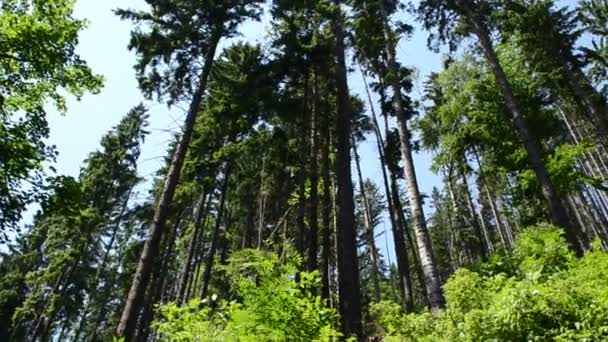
[297,71,310,262]
[462,6,581,254]
[116,33,221,339]
[186,190,215,301]
[362,70,413,311]
[308,71,320,273]
[74,189,132,341]
[332,3,363,338]
[160,215,184,303]
[200,165,231,300]
[331,174,340,310]
[257,157,267,250]
[352,137,381,303]
[559,53,608,145]
[32,252,81,341]
[321,122,332,300]
[140,213,184,341]
[446,169,473,265]
[176,191,208,305]
[134,267,161,342]
[472,146,510,248]
[460,164,492,256]
[379,2,444,311]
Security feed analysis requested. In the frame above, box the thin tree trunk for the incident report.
[321,121,332,300]
[257,156,267,250]
[176,190,208,305]
[200,165,231,300]
[379,2,445,311]
[472,146,510,248]
[74,189,133,341]
[445,168,473,265]
[362,70,413,311]
[461,5,581,254]
[460,162,492,255]
[352,137,381,303]
[559,53,608,144]
[186,190,215,302]
[116,33,221,340]
[308,71,320,273]
[332,3,363,338]
[297,71,310,262]
[139,213,184,342]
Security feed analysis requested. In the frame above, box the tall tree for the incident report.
[418,0,582,254]
[331,1,363,338]
[114,1,264,338]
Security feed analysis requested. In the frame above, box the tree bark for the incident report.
[116,33,221,340]
[200,165,230,300]
[177,190,208,306]
[332,3,363,338]
[379,2,445,311]
[459,163,492,256]
[352,137,381,303]
[186,189,215,301]
[308,71,320,273]
[321,119,333,300]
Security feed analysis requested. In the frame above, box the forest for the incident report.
[1,0,608,341]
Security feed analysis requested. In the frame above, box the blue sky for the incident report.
[44,0,579,262]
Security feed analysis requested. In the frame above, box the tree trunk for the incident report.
[116,33,221,340]
[459,163,492,256]
[445,168,473,265]
[308,71,320,273]
[74,189,133,341]
[352,136,381,303]
[321,119,332,300]
[176,190,208,305]
[379,2,445,311]
[362,70,413,311]
[186,189,215,301]
[257,157,267,250]
[200,165,230,300]
[140,213,184,341]
[559,53,608,145]
[472,146,510,249]
[461,6,581,254]
[332,3,363,338]
[297,71,310,262]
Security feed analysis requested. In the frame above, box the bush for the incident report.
[373,224,608,341]
[152,248,341,341]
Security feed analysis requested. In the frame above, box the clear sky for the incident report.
[44,0,579,263]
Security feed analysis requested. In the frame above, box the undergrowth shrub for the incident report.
[152,248,341,341]
[372,224,608,341]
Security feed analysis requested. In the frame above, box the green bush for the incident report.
[372,224,608,341]
[152,248,341,341]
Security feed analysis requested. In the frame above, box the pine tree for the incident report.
[114,2,264,338]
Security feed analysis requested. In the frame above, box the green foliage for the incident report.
[0,0,103,236]
[153,248,341,341]
[373,224,608,341]
[579,0,608,91]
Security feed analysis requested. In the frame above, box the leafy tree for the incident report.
[417,0,583,254]
[0,0,103,238]
[373,224,608,341]
[579,0,608,93]
[153,248,341,342]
